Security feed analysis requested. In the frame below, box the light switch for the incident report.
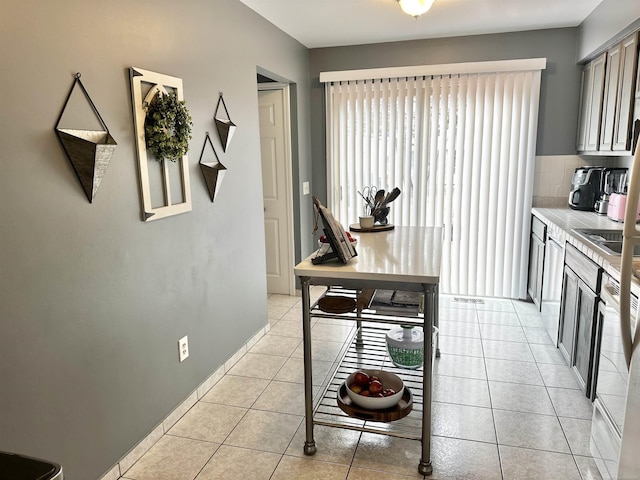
[303,181,310,195]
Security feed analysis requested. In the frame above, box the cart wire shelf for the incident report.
[310,286,424,327]
[312,322,427,441]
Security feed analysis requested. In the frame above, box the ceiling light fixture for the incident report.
[397,0,435,18]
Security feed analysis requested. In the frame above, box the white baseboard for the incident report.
[98,322,270,480]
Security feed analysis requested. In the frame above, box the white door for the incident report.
[258,86,294,295]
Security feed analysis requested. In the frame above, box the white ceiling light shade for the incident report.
[397,0,435,18]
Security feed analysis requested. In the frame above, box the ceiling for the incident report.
[237,0,603,49]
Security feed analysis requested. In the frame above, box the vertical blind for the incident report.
[323,60,544,299]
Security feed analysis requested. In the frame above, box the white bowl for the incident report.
[345,369,404,410]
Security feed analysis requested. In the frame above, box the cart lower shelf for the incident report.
[312,323,426,441]
[336,382,414,421]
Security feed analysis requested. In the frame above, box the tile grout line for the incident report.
[116,295,597,480]
[105,322,272,480]
[476,304,507,480]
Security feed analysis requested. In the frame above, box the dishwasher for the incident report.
[541,233,564,345]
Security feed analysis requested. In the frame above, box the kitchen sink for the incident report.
[572,228,640,256]
[573,229,624,243]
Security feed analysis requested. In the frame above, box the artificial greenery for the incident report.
[144,90,192,162]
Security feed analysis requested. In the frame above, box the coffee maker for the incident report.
[568,167,605,210]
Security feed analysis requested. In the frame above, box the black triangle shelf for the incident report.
[55,73,117,203]
[214,92,236,153]
[199,132,227,202]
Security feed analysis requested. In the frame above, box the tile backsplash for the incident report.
[533,154,633,208]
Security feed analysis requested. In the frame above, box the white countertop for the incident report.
[532,207,625,280]
[294,226,443,285]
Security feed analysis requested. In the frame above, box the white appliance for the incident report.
[591,136,640,479]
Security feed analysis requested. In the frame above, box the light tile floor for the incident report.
[119,289,604,480]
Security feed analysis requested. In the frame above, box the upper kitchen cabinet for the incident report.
[578,31,639,155]
[637,45,640,98]
[577,53,606,152]
[603,32,638,152]
[599,43,622,151]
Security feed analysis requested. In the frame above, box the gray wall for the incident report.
[0,1,311,479]
[308,28,582,202]
[577,0,640,62]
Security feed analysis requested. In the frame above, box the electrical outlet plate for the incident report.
[178,335,189,362]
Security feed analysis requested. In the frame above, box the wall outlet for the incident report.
[178,336,189,362]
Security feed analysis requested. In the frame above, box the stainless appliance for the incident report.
[596,168,628,215]
[590,136,640,479]
[569,167,605,210]
[592,276,639,478]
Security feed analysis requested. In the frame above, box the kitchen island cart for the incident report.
[294,226,442,475]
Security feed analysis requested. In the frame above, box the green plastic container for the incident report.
[386,325,438,369]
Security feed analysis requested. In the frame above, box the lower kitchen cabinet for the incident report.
[541,234,564,345]
[559,266,579,361]
[558,243,602,395]
[573,276,598,390]
[527,216,546,310]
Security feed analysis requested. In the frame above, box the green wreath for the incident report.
[144,90,193,162]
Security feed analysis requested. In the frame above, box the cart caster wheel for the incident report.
[303,441,316,455]
[418,459,432,475]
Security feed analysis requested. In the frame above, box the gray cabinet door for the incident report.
[636,34,640,99]
[600,43,622,151]
[573,278,598,393]
[576,63,592,152]
[559,265,579,364]
[585,53,607,152]
[528,233,545,309]
[527,216,546,310]
[612,32,638,151]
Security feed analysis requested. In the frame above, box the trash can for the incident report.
[0,451,63,480]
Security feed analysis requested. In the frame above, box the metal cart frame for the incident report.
[294,226,442,476]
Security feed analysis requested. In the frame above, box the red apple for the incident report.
[353,371,370,386]
[360,390,371,396]
[369,379,383,395]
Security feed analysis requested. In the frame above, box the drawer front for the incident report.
[565,243,601,292]
[531,215,546,240]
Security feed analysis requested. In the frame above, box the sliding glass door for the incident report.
[324,61,543,298]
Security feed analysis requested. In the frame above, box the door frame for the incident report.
[258,83,295,296]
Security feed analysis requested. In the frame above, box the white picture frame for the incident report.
[130,67,192,221]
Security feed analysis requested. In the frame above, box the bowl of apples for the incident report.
[345,369,404,410]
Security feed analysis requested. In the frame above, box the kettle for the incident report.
[595,196,609,214]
